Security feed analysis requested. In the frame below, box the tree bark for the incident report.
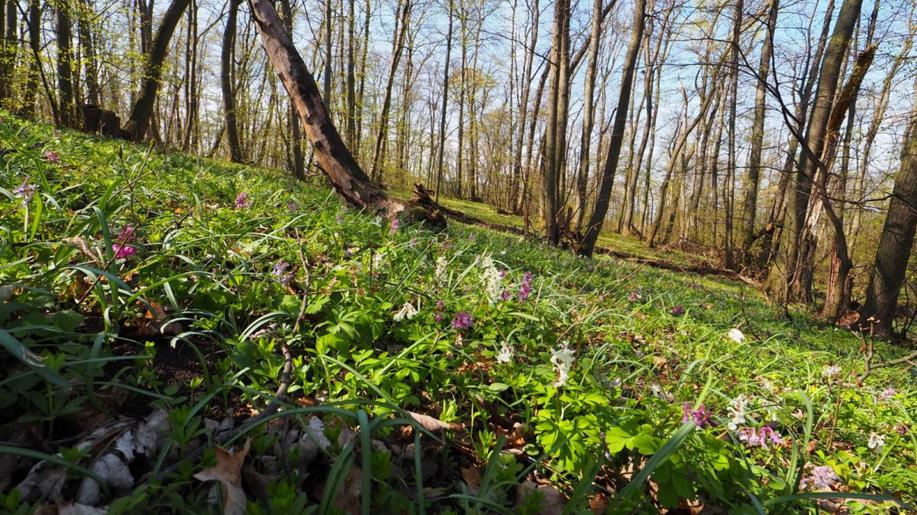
[781,0,862,303]
[740,0,777,259]
[574,0,603,232]
[434,0,453,202]
[579,0,645,256]
[124,0,191,141]
[247,0,391,211]
[863,103,917,337]
[56,0,77,127]
[222,0,243,162]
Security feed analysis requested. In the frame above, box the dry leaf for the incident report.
[193,439,251,515]
[406,411,464,432]
[331,467,363,515]
[76,453,134,505]
[461,467,481,494]
[516,480,564,515]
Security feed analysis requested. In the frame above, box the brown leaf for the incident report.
[406,411,464,432]
[194,439,251,515]
[461,467,481,494]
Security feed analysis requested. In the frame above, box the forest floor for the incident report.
[1,112,916,514]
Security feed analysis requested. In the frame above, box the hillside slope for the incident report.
[1,113,915,513]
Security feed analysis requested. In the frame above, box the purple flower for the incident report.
[44,151,60,163]
[117,225,137,244]
[287,201,299,211]
[390,217,400,234]
[272,260,293,286]
[13,179,37,203]
[518,272,533,302]
[895,424,909,436]
[800,465,839,491]
[434,313,443,323]
[628,291,641,303]
[234,192,251,209]
[435,300,445,312]
[112,243,136,259]
[671,305,685,317]
[452,312,473,330]
[738,426,782,448]
[501,289,512,301]
[682,403,711,428]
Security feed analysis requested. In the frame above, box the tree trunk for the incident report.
[574,0,603,231]
[370,0,411,182]
[781,0,862,303]
[434,0,453,201]
[863,103,917,337]
[740,0,777,259]
[579,0,645,256]
[57,0,77,127]
[278,0,304,180]
[78,0,100,106]
[222,0,243,162]
[345,0,356,147]
[125,0,191,141]
[247,0,392,211]
[723,0,744,268]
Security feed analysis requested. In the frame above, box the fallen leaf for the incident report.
[406,411,464,432]
[461,467,481,494]
[516,480,564,515]
[76,453,134,505]
[194,439,251,515]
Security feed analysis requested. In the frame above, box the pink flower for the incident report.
[13,179,37,203]
[44,151,60,163]
[738,426,783,448]
[682,403,711,428]
[117,225,136,244]
[452,312,473,330]
[671,305,685,317]
[112,243,136,259]
[390,217,400,233]
[234,192,251,209]
[800,465,839,491]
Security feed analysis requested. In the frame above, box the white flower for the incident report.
[550,343,575,387]
[434,256,448,281]
[727,394,749,430]
[496,342,514,364]
[372,252,385,270]
[479,255,503,304]
[727,328,745,343]
[822,365,841,379]
[393,302,418,322]
[867,432,886,450]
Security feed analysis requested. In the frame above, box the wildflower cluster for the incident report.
[737,426,782,448]
[112,224,137,259]
[800,465,839,491]
[682,403,711,428]
[272,260,294,287]
[518,272,533,302]
[480,255,503,304]
[394,302,418,322]
[496,342,513,364]
[551,343,575,387]
[234,192,251,209]
[452,311,472,330]
[14,178,38,204]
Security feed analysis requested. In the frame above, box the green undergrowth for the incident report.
[1,112,915,513]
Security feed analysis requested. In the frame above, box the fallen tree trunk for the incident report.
[247,0,395,213]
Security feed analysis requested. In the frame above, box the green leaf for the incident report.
[488,383,510,392]
[0,329,69,388]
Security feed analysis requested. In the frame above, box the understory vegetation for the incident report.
[1,113,915,513]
